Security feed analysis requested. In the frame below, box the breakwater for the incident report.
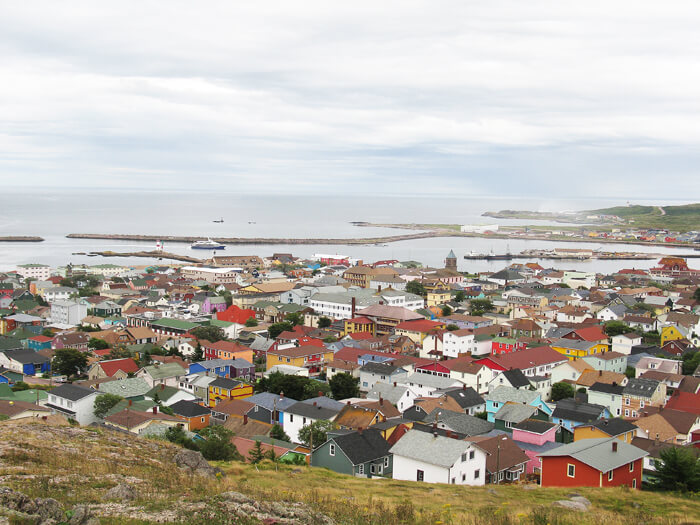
[0,236,44,242]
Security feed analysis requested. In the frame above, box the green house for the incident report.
[311,428,393,478]
[493,403,550,433]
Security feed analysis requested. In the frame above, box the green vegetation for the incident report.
[589,203,700,232]
[651,447,700,492]
[244,317,258,327]
[93,394,123,419]
[551,382,575,401]
[470,298,494,316]
[329,372,360,400]
[255,371,330,400]
[51,348,89,378]
[405,280,427,297]
[190,325,227,343]
[298,420,336,448]
[269,424,290,442]
[267,321,294,339]
[317,316,332,328]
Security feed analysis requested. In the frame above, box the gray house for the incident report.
[312,428,392,478]
[359,362,408,392]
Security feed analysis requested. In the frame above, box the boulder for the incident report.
[173,449,220,478]
[68,504,100,525]
[569,496,591,507]
[103,483,136,502]
[34,498,64,522]
[551,500,589,512]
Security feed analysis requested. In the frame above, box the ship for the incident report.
[213,218,224,223]
[191,238,226,250]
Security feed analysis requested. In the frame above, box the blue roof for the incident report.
[245,392,297,412]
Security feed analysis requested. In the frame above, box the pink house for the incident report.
[511,419,562,475]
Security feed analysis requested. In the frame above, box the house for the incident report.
[52,331,90,350]
[98,377,152,400]
[188,358,255,382]
[244,392,298,426]
[282,396,345,443]
[539,438,646,489]
[168,399,211,431]
[622,378,666,418]
[634,409,700,444]
[581,352,627,374]
[475,346,568,378]
[573,418,639,443]
[551,339,608,360]
[87,358,139,380]
[46,384,99,425]
[207,377,254,407]
[26,335,53,351]
[136,362,187,388]
[312,428,393,478]
[494,403,550,433]
[201,340,254,362]
[178,374,218,404]
[104,408,183,435]
[394,319,445,344]
[50,301,88,325]
[487,368,531,392]
[635,356,682,378]
[145,384,197,407]
[398,373,462,398]
[552,399,610,435]
[367,383,419,413]
[359,362,408,392]
[484,386,551,423]
[0,349,51,376]
[587,382,626,418]
[611,333,643,355]
[265,345,334,376]
[466,435,530,484]
[0,399,51,419]
[511,419,561,474]
[390,429,488,485]
[437,386,486,416]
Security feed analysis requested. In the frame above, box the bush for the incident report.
[198,425,241,461]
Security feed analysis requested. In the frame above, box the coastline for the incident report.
[0,236,44,242]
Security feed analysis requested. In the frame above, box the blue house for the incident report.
[484,386,552,423]
[26,336,53,351]
[0,349,51,376]
[245,392,298,426]
[551,398,611,433]
[188,358,255,381]
[357,354,395,366]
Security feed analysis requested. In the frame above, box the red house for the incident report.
[539,438,646,489]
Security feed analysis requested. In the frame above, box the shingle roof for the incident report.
[2,349,50,365]
[140,362,186,380]
[98,377,152,397]
[439,386,485,409]
[485,386,540,405]
[430,410,494,436]
[360,362,402,375]
[514,419,557,434]
[50,383,96,401]
[329,428,391,464]
[245,392,298,412]
[539,437,647,472]
[169,399,211,418]
[500,369,531,389]
[494,403,538,424]
[284,400,340,420]
[623,378,661,398]
[389,429,474,468]
[552,399,607,423]
[586,418,638,436]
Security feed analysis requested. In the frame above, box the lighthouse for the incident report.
[155,240,163,252]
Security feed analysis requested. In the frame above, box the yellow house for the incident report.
[551,340,609,360]
[266,345,334,375]
[208,377,254,407]
[394,319,446,344]
[660,325,687,345]
[573,420,637,443]
[342,316,376,337]
[427,290,451,308]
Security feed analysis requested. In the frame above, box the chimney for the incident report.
[599,370,602,376]
[655,433,659,444]
[160,384,165,390]
[279,391,284,398]
[393,382,397,387]
[243,414,248,425]
[351,297,356,318]
[378,285,382,292]
[612,441,618,452]
[128,399,133,406]
[318,391,324,397]
[152,406,157,414]
[313,401,317,406]
[346,400,351,405]
[379,396,383,406]
[432,422,437,431]
[358,427,363,434]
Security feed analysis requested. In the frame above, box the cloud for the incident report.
[0,1,699,196]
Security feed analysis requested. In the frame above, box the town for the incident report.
[0,250,698,506]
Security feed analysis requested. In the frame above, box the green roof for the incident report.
[493,337,517,344]
[150,318,201,330]
[210,319,233,328]
[125,343,158,353]
[98,377,152,398]
[252,300,280,309]
[146,385,180,401]
[141,362,186,380]
[17,264,49,268]
[279,304,306,313]
[7,327,35,340]
[11,300,39,312]
[104,399,156,418]
[0,384,48,403]
[0,337,23,350]
[208,296,226,304]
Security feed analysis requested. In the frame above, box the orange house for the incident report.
[168,399,211,431]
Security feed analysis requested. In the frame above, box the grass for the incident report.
[0,419,698,524]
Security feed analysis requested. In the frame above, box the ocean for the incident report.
[0,189,695,273]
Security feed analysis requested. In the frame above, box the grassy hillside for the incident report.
[1,419,698,524]
[590,203,700,231]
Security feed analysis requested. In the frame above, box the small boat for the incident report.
[213,218,224,223]
[191,238,226,250]
[248,221,256,224]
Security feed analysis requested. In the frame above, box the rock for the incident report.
[104,483,136,502]
[34,498,64,522]
[67,504,100,525]
[552,500,589,512]
[522,485,538,490]
[487,488,499,495]
[218,492,335,524]
[569,496,591,507]
[566,493,582,498]
[173,450,220,478]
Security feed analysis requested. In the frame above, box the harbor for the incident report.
[464,248,700,261]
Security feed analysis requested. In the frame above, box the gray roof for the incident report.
[438,386,485,409]
[327,428,391,465]
[284,400,341,420]
[552,399,607,423]
[389,429,479,468]
[538,437,647,472]
[360,362,403,376]
[485,386,539,405]
[2,349,50,365]
[98,377,152,398]
[50,383,96,401]
[623,377,660,398]
[192,358,253,370]
[246,392,297,412]
[300,395,344,411]
[400,373,460,390]
[429,410,494,436]
[367,383,412,406]
[494,403,538,423]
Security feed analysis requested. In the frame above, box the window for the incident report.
[358,464,364,475]
[625,398,630,405]
[640,401,645,409]
[633,479,637,489]
[625,409,629,417]
[629,462,634,472]
[384,456,389,468]
[417,469,424,482]
[567,464,575,478]
[474,469,480,479]
[461,453,467,462]
[201,417,205,422]
[469,450,475,460]
[608,470,613,481]
[289,414,294,422]
[451,477,455,484]
[370,464,376,474]
[505,421,514,429]
[329,444,335,457]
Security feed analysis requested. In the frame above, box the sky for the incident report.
[1,1,700,197]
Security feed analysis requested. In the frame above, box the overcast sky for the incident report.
[1,1,699,197]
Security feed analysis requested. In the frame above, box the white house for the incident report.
[611,333,642,355]
[359,362,408,392]
[16,263,51,281]
[50,300,88,325]
[43,286,77,303]
[390,430,487,485]
[366,383,419,412]
[398,373,462,397]
[136,362,187,388]
[281,398,344,443]
[440,330,478,358]
[582,352,628,374]
[46,384,99,426]
[562,271,596,289]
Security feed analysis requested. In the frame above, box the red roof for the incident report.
[348,332,374,340]
[665,391,700,415]
[29,335,53,343]
[415,362,451,374]
[216,305,256,325]
[203,340,251,352]
[395,319,444,332]
[347,316,375,325]
[475,346,566,371]
[98,358,139,377]
[93,349,112,357]
[572,326,607,342]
